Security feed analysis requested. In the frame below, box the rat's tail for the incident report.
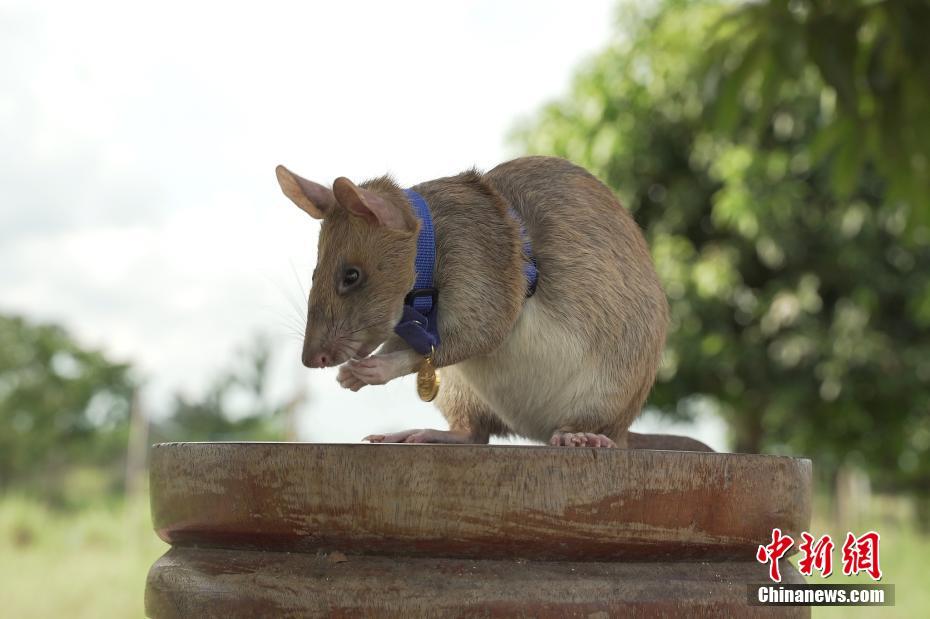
[626,431,714,452]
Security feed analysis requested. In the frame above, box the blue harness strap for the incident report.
[393,189,537,356]
[513,207,538,296]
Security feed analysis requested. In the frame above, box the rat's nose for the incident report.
[302,349,330,369]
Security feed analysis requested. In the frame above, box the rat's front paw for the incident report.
[337,364,368,391]
[337,352,414,391]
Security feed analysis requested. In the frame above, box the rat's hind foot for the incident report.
[363,428,481,444]
[548,431,617,448]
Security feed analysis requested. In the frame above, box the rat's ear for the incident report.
[332,177,414,231]
[275,165,335,219]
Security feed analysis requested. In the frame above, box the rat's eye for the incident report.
[343,267,360,285]
[339,266,362,292]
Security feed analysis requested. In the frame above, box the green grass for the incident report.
[0,492,925,617]
[0,494,167,619]
[803,494,929,618]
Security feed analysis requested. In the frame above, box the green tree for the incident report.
[0,313,135,494]
[516,0,930,490]
[704,0,930,226]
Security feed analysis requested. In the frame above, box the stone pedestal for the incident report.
[145,443,811,617]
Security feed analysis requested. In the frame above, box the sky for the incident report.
[1,0,726,448]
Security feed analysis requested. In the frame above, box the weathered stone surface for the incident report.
[146,546,808,618]
[150,443,811,561]
[146,443,812,618]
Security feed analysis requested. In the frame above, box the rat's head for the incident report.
[276,165,419,368]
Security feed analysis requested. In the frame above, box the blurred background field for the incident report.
[802,493,930,618]
[0,494,165,619]
[0,490,926,618]
[2,0,928,616]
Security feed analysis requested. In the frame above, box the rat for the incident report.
[276,156,711,450]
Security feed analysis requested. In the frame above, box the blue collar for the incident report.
[393,188,537,356]
[393,189,440,356]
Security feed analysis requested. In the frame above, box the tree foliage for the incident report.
[0,314,135,492]
[152,335,291,443]
[0,312,290,503]
[704,0,930,226]
[516,0,930,489]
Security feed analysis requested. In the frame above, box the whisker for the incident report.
[267,326,307,345]
[287,258,309,302]
[264,273,309,329]
[348,317,388,335]
[255,305,306,336]
[269,320,306,339]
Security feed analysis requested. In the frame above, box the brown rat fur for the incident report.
[276,157,711,451]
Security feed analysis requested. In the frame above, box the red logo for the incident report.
[757,529,883,582]
[841,531,882,581]
[798,532,835,577]
[756,527,795,582]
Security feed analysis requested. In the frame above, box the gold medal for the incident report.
[416,348,440,402]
